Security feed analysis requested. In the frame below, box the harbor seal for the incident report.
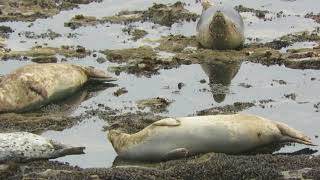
[0,132,85,163]
[108,113,315,161]
[197,0,245,49]
[0,63,116,113]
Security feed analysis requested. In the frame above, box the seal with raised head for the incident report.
[108,113,315,161]
[0,132,85,163]
[0,63,116,113]
[197,0,245,50]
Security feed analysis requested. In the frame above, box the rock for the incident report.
[137,97,172,113]
[113,88,128,97]
[31,56,58,63]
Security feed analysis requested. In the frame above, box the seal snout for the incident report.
[213,11,226,25]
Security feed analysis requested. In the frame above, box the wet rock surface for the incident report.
[0,112,82,133]
[19,29,62,40]
[196,102,255,116]
[137,97,172,113]
[0,25,14,39]
[3,154,320,179]
[122,26,148,41]
[305,13,320,24]
[64,1,198,29]
[235,5,269,19]
[0,0,102,22]
[0,45,91,60]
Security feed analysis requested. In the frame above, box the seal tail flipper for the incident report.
[163,148,189,160]
[49,146,86,159]
[276,122,316,146]
[152,118,181,127]
[49,140,86,159]
[82,66,117,82]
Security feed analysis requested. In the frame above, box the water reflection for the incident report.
[38,82,116,114]
[200,60,241,103]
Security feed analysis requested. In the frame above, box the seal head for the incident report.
[197,2,245,49]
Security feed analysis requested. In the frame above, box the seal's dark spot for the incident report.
[257,132,262,137]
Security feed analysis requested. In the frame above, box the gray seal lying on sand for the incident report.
[108,113,315,161]
[197,0,245,49]
[0,132,85,163]
[0,63,116,113]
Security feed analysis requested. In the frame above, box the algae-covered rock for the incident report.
[102,46,157,63]
[264,31,320,50]
[234,5,269,18]
[20,29,62,40]
[0,45,91,60]
[4,153,320,179]
[282,45,320,69]
[101,11,143,24]
[113,87,128,97]
[102,46,177,76]
[156,35,198,52]
[64,14,99,29]
[197,102,255,116]
[122,27,148,41]
[141,1,199,27]
[31,56,58,63]
[305,13,320,24]
[65,1,199,28]
[0,113,80,133]
[0,0,102,22]
[137,97,172,113]
[0,25,14,38]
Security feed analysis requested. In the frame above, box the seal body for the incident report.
[0,63,116,113]
[0,132,85,163]
[197,3,245,49]
[108,114,314,161]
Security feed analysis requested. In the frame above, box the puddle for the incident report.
[0,0,320,169]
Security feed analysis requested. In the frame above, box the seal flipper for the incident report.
[153,118,181,127]
[48,146,85,159]
[163,148,189,160]
[82,66,117,82]
[276,122,316,146]
[27,81,48,98]
[48,140,85,159]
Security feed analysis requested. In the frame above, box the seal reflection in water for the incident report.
[0,63,116,113]
[201,61,241,103]
[108,114,315,161]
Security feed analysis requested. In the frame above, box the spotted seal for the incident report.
[197,0,245,49]
[0,132,85,163]
[0,63,116,113]
[108,113,314,161]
